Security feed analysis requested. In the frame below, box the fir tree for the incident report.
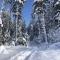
[11,0,27,45]
[28,0,48,45]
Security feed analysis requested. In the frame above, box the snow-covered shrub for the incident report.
[48,27,60,43]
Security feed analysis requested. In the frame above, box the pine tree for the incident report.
[0,0,12,45]
[28,0,48,45]
[11,0,27,45]
[0,14,4,45]
[53,0,60,28]
[43,0,54,33]
[2,11,12,45]
[46,0,60,43]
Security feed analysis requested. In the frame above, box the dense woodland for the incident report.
[0,0,60,46]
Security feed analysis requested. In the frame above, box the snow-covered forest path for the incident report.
[0,46,34,60]
[0,44,60,60]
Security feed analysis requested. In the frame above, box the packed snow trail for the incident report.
[0,43,60,60]
[9,50,33,60]
[0,46,34,60]
[28,50,60,60]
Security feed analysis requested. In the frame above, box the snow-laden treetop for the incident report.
[0,14,3,27]
[55,0,60,6]
[15,0,26,3]
[34,0,43,2]
[0,14,2,25]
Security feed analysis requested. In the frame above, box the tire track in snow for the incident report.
[9,51,25,60]
[9,50,33,60]
[24,50,36,60]
[0,47,27,60]
[28,50,39,60]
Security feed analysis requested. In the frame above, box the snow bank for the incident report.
[28,50,60,60]
[0,45,9,54]
[48,42,60,49]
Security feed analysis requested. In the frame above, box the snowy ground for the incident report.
[0,43,60,60]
